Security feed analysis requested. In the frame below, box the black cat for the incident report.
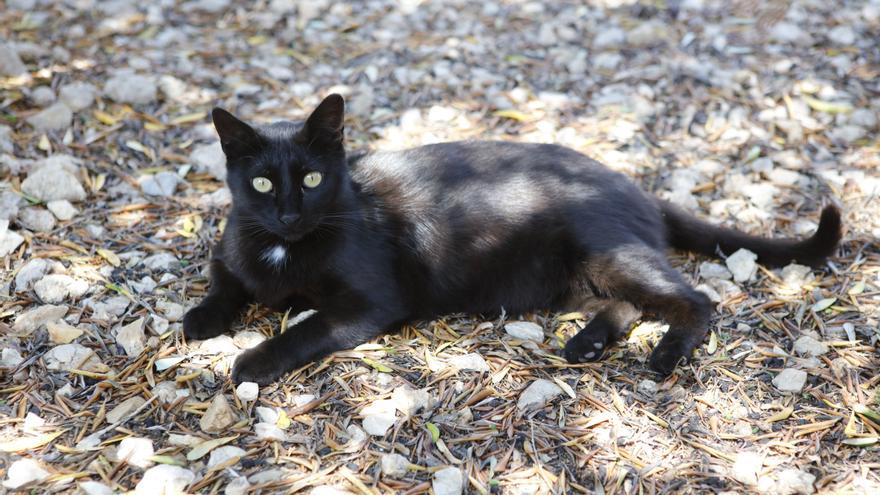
[183,94,842,385]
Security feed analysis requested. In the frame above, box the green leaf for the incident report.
[848,282,865,295]
[426,422,440,443]
[187,436,237,461]
[842,437,878,447]
[854,404,880,422]
[803,96,853,114]
[494,109,530,122]
[361,358,392,373]
[149,455,185,466]
[811,297,836,312]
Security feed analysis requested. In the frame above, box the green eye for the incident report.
[303,171,323,189]
[252,176,273,193]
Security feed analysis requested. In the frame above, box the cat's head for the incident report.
[212,94,349,242]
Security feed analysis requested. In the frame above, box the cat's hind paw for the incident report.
[183,305,229,340]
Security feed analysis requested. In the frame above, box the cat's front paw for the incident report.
[232,346,292,385]
[563,335,607,364]
[649,338,689,376]
[183,305,229,340]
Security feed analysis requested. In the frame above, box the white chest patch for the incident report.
[261,245,288,268]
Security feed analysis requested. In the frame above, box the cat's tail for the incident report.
[659,201,842,267]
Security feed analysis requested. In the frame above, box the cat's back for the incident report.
[350,140,628,208]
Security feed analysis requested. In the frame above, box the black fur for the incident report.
[183,94,843,384]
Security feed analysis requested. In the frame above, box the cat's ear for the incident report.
[212,108,261,160]
[296,94,345,149]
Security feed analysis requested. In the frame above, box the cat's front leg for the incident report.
[183,259,251,340]
[231,308,399,385]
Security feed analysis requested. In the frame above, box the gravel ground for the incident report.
[1,1,879,494]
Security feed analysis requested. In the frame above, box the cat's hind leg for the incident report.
[563,300,640,363]
[581,244,713,375]
[183,259,251,340]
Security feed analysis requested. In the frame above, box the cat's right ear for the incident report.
[212,108,261,160]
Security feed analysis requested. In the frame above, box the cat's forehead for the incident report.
[251,121,311,168]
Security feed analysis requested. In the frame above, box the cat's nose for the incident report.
[279,213,300,226]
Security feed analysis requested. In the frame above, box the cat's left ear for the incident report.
[297,94,345,149]
[212,108,262,160]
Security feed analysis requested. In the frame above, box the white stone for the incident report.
[13,304,68,335]
[142,252,179,271]
[27,102,72,131]
[256,406,279,424]
[380,453,410,477]
[770,22,813,46]
[106,396,147,424]
[184,0,231,13]
[827,26,856,46]
[792,336,828,357]
[0,190,21,219]
[131,276,157,294]
[848,108,877,129]
[30,86,56,107]
[46,200,78,221]
[15,258,53,292]
[593,27,626,49]
[190,142,226,181]
[104,73,158,105]
[47,319,83,344]
[732,451,763,486]
[699,261,732,280]
[44,342,105,372]
[135,465,195,495]
[0,41,29,78]
[828,125,866,143]
[517,379,563,411]
[79,481,113,495]
[34,274,89,303]
[21,161,86,202]
[197,334,238,354]
[156,300,184,322]
[225,477,251,495]
[201,394,237,433]
[448,352,490,372]
[391,386,432,417]
[59,82,97,111]
[116,317,147,357]
[248,469,288,485]
[139,171,181,197]
[432,467,463,495]
[726,248,758,283]
[254,422,287,441]
[626,20,670,47]
[19,206,56,232]
[0,219,24,256]
[361,399,398,436]
[90,296,129,321]
[0,348,24,368]
[152,381,179,404]
[199,187,232,208]
[774,468,816,495]
[236,381,259,402]
[772,368,808,393]
[504,321,545,342]
[3,458,50,489]
[207,445,245,468]
[233,330,266,349]
[637,379,658,396]
[117,437,155,468]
